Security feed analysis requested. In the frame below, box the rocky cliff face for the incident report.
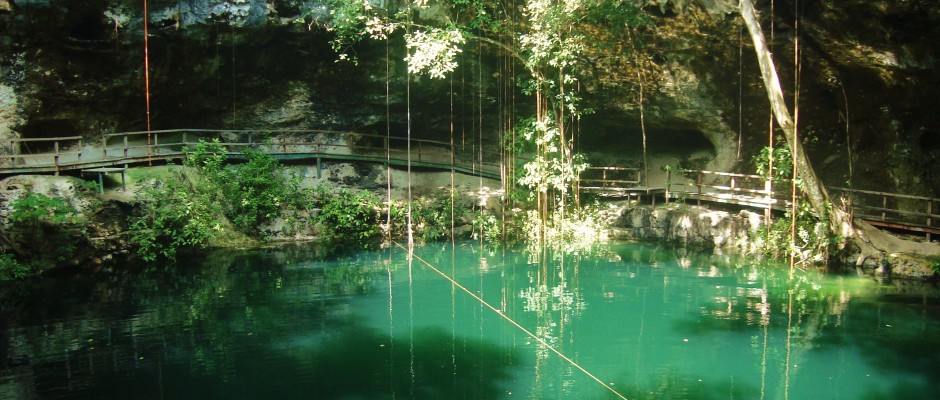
[1,0,938,195]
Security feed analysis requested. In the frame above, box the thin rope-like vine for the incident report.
[396,242,629,400]
[143,0,152,165]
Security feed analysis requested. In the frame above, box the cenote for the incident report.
[2,242,939,400]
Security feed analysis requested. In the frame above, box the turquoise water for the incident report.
[2,242,939,399]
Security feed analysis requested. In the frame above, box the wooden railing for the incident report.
[830,186,940,239]
[1,129,500,179]
[665,169,790,210]
[580,166,641,191]
[577,165,937,240]
[6,133,938,240]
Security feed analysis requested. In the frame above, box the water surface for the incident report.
[2,242,939,399]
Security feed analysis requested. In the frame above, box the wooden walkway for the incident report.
[0,129,501,180]
[580,166,940,241]
[3,129,936,240]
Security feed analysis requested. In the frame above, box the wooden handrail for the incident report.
[0,128,501,180]
[830,186,940,202]
[10,136,83,143]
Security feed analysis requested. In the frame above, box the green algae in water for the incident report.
[2,242,939,399]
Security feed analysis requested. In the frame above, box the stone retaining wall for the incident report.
[609,203,764,252]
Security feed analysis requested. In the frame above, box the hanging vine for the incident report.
[306,0,650,249]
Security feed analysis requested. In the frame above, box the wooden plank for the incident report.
[864,219,940,235]
[831,186,940,202]
[852,205,940,219]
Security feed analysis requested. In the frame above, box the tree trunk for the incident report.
[738,0,862,254]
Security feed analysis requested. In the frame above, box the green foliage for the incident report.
[405,27,466,79]
[223,149,302,232]
[7,192,85,267]
[517,118,588,196]
[314,186,382,252]
[9,192,80,226]
[184,140,310,235]
[751,199,837,264]
[130,172,221,262]
[0,252,29,281]
[518,201,617,254]
[754,144,793,182]
[131,140,311,261]
[389,189,470,243]
[184,138,228,175]
[472,210,502,243]
[451,0,504,31]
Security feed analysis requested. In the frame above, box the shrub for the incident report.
[7,192,86,266]
[387,189,470,243]
[472,210,501,243]
[223,149,298,232]
[314,186,382,252]
[751,199,836,263]
[0,253,29,281]
[129,172,221,262]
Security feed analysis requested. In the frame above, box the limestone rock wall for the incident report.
[0,175,133,269]
[610,203,764,252]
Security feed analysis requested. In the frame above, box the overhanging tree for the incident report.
[308,0,651,243]
[734,0,940,264]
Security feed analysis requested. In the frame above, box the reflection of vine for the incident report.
[518,262,586,360]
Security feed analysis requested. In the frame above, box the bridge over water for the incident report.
[2,129,937,241]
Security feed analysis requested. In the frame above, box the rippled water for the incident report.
[2,242,939,399]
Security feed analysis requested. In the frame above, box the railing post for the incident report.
[696,171,702,206]
[123,134,129,158]
[764,179,773,224]
[77,139,83,162]
[882,194,887,221]
[665,169,671,204]
[102,136,107,159]
[53,140,60,174]
[730,176,736,200]
[154,132,159,155]
[928,200,933,242]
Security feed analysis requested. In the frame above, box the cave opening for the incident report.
[578,121,716,187]
[68,14,112,42]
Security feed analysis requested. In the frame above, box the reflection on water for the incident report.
[1,242,939,399]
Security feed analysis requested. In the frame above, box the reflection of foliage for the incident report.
[673,258,940,400]
[520,280,583,315]
[608,370,759,400]
[518,245,589,361]
[2,245,518,399]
